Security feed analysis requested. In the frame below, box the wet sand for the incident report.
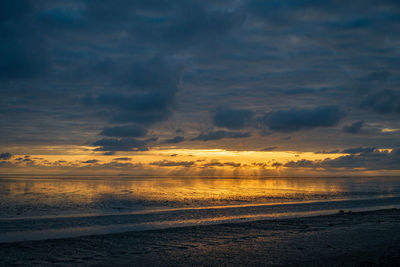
[1,208,400,266]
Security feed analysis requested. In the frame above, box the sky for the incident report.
[0,0,400,176]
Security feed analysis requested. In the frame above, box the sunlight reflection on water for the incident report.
[1,176,400,242]
[0,176,399,218]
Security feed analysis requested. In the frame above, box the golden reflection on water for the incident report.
[0,177,349,210]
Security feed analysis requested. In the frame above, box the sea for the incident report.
[1,175,400,243]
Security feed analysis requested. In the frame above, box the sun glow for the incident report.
[1,147,349,176]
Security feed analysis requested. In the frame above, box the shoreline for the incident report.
[1,208,400,266]
[1,198,399,244]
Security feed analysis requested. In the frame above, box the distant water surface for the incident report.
[0,176,399,242]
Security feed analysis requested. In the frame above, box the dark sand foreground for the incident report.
[1,209,400,266]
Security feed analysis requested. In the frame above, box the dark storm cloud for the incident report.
[0,0,31,21]
[100,124,147,138]
[264,106,344,132]
[1,0,400,158]
[84,0,244,51]
[116,57,183,92]
[85,91,173,126]
[213,107,254,130]
[150,160,194,167]
[164,3,244,50]
[93,138,157,152]
[343,121,364,134]
[360,71,391,83]
[191,130,251,141]
[163,136,185,144]
[84,56,183,127]
[0,0,49,80]
[246,0,323,28]
[285,148,400,170]
[361,90,400,114]
[246,0,398,32]
[342,147,376,154]
[0,152,12,160]
[1,0,246,150]
[321,149,400,170]
[316,147,376,154]
[37,7,85,30]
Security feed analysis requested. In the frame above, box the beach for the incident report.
[1,208,400,266]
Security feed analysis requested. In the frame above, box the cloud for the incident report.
[315,150,341,154]
[116,56,183,91]
[84,0,244,51]
[224,162,241,167]
[284,148,400,170]
[12,155,36,166]
[161,2,245,51]
[343,121,364,134]
[360,71,391,83]
[261,146,277,151]
[113,157,131,161]
[264,106,345,132]
[1,0,400,161]
[100,124,147,138]
[284,159,316,168]
[361,90,400,114]
[259,131,272,136]
[0,152,12,160]
[0,161,14,168]
[150,160,194,167]
[213,107,254,130]
[252,162,268,168]
[202,161,241,168]
[37,7,85,30]
[98,161,142,169]
[93,137,156,151]
[316,147,376,154]
[0,157,143,170]
[191,130,251,141]
[321,149,400,170]
[84,56,184,139]
[271,162,283,167]
[175,129,184,135]
[163,136,185,144]
[87,86,177,126]
[82,159,99,164]
[0,0,49,80]
[341,147,376,154]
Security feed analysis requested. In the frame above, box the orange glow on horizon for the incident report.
[3,147,388,176]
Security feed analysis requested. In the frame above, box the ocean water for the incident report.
[1,175,400,243]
